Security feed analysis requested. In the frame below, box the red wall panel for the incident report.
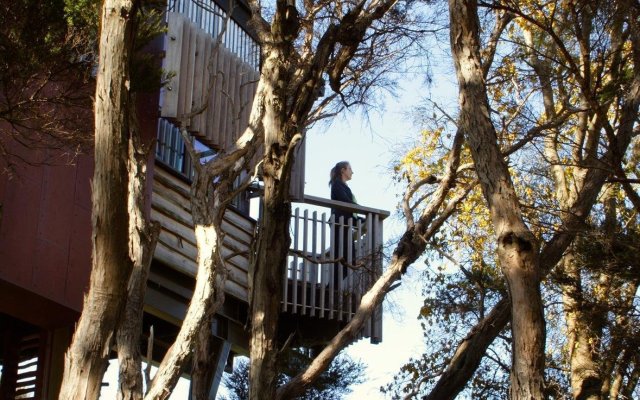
[0,147,93,312]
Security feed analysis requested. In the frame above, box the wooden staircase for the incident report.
[0,327,46,399]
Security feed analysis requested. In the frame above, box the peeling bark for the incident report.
[58,0,139,398]
[117,114,161,400]
[190,312,216,400]
[248,40,297,400]
[144,221,225,400]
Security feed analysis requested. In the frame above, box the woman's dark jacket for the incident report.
[330,180,357,224]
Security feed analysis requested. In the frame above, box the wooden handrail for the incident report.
[301,194,391,220]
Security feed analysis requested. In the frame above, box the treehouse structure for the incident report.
[0,0,388,398]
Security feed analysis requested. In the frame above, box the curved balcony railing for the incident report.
[284,195,389,344]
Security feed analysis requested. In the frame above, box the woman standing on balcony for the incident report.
[329,161,362,287]
[329,161,358,219]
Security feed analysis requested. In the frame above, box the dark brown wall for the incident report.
[0,143,93,313]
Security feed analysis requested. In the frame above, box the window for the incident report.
[156,118,195,179]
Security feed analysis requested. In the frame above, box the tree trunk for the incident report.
[190,312,216,400]
[117,123,161,400]
[448,0,545,398]
[248,38,297,400]
[58,0,138,398]
[144,217,225,400]
[560,255,603,400]
[249,193,291,400]
[248,129,293,399]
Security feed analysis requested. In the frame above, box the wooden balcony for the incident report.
[281,196,389,345]
[149,167,390,346]
[152,0,388,349]
[161,11,259,151]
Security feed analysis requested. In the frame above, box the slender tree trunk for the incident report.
[249,192,291,399]
[59,0,138,398]
[449,0,545,398]
[190,312,216,400]
[117,118,161,400]
[560,254,603,400]
[248,33,298,399]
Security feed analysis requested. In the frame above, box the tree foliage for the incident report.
[222,353,365,400]
[383,0,639,398]
[0,0,96,167]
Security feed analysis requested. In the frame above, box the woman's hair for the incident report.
[329,161,350,186]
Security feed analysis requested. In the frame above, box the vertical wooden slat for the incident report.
[162,121,172,164]
[205,41,219,145]
[222,49,234,150]
[291,208,300,314]
[282,261,289,312]
[337,216,344,321]
[217,48,230,148]
[185,22,198,124]
[190,28,207,133]
[364,214,374,338]
[161,13,184,118]
[301,210,309,315]
[372,213,383,342]
[176,15,193,121]
[212,47,226,146]
[242,66,256,137]
[352,218,362,321]
[319,212,327,318]
[238,67,249,138]
[328,214,335,320]
[197,32,212,139]
[345,218,353,321]
[310,211,318,317]
[238,68,248,137]
[230,56,244,141]
[176,131,185,172]
[168,123,178,167]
